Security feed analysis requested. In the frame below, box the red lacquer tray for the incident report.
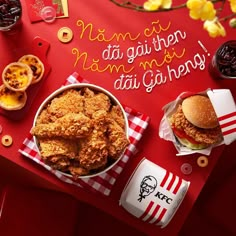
[0,37,51,120]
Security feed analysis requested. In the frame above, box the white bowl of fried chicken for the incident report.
[31,84,130,179]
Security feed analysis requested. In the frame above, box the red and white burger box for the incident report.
[120,158,190,228]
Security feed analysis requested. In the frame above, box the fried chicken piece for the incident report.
[35,109,53,125]
[39,138,78,159]
[107,120,130,159]
[92,109,110,132]
[46,155,71,171]
[32,112,92,139]
[83,87,95,98]
[47,89,84,121]
[109,105,126,129]
[68,162,90,179]
[83,89,111,118]
[77,129,108,171]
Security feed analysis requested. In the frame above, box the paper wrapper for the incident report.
[207,89,236,145]
[120,158,190,228]
[159,89,236,156]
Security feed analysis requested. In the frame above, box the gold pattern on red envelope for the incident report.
[26,0,67,22]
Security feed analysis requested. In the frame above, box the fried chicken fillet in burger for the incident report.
[169,95,223,149]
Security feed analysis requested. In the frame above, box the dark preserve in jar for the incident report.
[209,40,236,79]
[217,41,236,77]
[0,0,22,31]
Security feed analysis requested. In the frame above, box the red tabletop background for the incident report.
[0,1,236,235]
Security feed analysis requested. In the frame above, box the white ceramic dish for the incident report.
[33,83,129,178]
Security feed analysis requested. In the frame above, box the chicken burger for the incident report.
[169,95,222,149]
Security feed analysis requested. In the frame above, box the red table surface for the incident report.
[0,1,236,235]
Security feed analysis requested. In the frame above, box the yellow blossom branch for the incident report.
[110,0,187,12]
[220,13,236,21]
[110,0,236,37]
[110,0,223,12]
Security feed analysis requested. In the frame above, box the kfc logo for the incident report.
[138,175,173,204]
[138,175,157,202]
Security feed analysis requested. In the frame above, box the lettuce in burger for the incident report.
[169,95,223,149]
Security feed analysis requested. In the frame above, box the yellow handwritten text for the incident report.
[72,48,134,73]
[76,20,140,42]
[139,48,186,69]
[144,20,171,37]
[76,19,172,43]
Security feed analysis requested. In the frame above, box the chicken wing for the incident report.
[35,108,52,125]
[77,129,108,171]
[47,89,84,121]
[68,162,90,179]
[46,155,71,171]
[84,89,111,118]
[109,105,126,129]
[107,120,130,159]
[39,138,78,159]
[31,112,92,139]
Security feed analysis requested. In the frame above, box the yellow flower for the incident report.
[229,0,236,13]
[203,18,226,37]
[144,0,161,11]
[143,0,172,11]
[186,0,216,21]
[160,0,172,8]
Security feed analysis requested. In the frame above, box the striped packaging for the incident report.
[120,158,190,228]
[207,89,236,145]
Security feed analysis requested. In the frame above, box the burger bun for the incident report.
[182,95,219,129]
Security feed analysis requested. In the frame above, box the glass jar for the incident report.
[0,0,22,32]
[208,40,236,79]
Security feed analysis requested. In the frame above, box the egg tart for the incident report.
[0,84,27,110]
[2,62,33,92]
[18,54,45,84]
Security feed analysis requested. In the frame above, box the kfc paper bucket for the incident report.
[120,158,190,228]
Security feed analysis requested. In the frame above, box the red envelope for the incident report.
[26,0,64,23]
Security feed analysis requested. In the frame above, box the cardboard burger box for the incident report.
[120,159,190,228]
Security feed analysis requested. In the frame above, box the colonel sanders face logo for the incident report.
[138,175,157,202]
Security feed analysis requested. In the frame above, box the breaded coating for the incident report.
[46,155,71,171]
[109,105,126,129]
[47,89,84,120]
[78,129,108,171]
[84,91,111,118]
[39,138,78,159]
[171,105,222,144]
[83,87,95,98]
[92,110,110,132]
[107,120,130,159]
[35,109,52,125]
[31,112,92,139]
[33,87,130,177]
[68,164,90,179]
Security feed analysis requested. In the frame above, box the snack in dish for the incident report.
[18,54,45,84]
[169,95,223,149]
[2,62,33,91]
[31,84,130,179]
[0,84,27,110]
